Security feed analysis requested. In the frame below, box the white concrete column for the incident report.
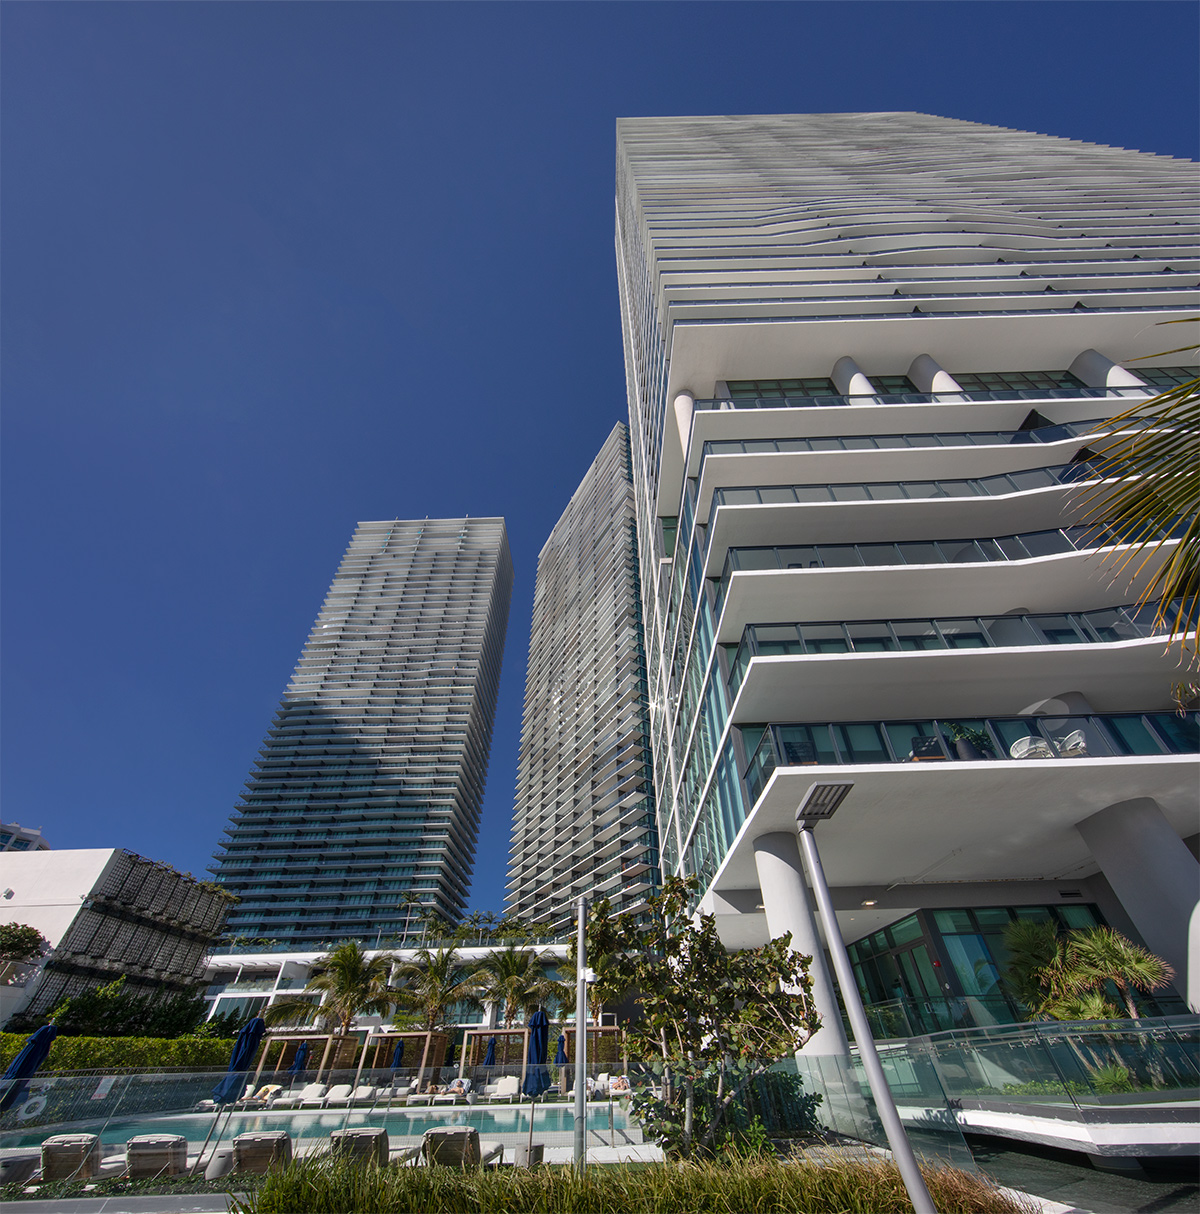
[753,832,850,1055]
[1069,348,1145,389]
[907,353,963,394]
[831,356,875,397]
[673,391,695,461]
[1076,798,1200,1009]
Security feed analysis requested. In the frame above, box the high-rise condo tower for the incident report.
[615,112,1200,1043]
[212,518,513,950]
[507,423,658,932]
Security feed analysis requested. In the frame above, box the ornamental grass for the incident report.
[233,1154,1034,1214]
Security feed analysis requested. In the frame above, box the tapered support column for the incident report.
[1076,798,1200,1008]
[753,832,850,1055]
[831,356,875,397]
[1069,348,1145,389]
[907,353,963,394]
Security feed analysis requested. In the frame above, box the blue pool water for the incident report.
[0,1102,634,1151]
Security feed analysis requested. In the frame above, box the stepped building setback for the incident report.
[507,423,658,933]
[211,518,513,949]
[615,112,1200,1044]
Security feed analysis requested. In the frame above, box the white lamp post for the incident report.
[795,783,936,1214]
[573,895,588,1171]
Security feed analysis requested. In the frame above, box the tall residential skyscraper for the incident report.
[507,423,658,933]
[212,518,513,950]
[616,113,1199,1041]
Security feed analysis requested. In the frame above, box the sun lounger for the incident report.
[483,1075,520,1103]
[432,1077,471,1104]
[238,1084,283,1108]
[608,1075,631,1095]
[420,1127,503,1168]
[348,1085,378,1105]
[274,1082,327,1109]
[321,1084,355,1107]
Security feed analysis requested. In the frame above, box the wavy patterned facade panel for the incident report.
[507,423,658,932]
[210,518,513,949]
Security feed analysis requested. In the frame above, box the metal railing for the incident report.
[742,711,1200,803]
[695,385,1152,411]
[728,602,1177,696]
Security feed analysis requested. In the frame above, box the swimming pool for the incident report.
[0,1101,640,1152]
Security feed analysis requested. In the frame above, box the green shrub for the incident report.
[234,1155,1035,1214]
[1089,1063,1135,1094]
[0,1031,233,1073]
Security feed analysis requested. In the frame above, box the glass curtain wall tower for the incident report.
[615,113,1200,1039]
[212,518,513,950]
[507,423,658,933]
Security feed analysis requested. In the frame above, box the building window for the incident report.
[1137,366,1197,388]
[951,370,1084,393]
[728,378,837,399]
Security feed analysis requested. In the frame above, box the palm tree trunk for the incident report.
[1116,978,1140,1020]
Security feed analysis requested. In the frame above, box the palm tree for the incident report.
[391,947,482,1031]
[1060,927,1175,1021]
[264,940,398,1039]
[1000,919,1067,1016]
[473,947,558,1027]
[1080,320,1200,650]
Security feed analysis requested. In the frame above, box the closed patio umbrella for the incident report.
[212,1017,266,1105]
[522,1010,551,1100]
[554,1034,568,1066]
[390,1040,405,1071]
[288,1040,310,1076]
[482,1036,496,1067]
[0,1025,57,1113]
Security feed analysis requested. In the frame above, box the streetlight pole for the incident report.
[795,784,936,1214]
[573,894,588,1172]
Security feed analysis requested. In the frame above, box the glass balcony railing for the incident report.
[741,712,1200,804]
[710,459,1099,513]
[694,385,1153,411]
[714,520,1183,616]
[696,418,1116,479]
[728,601,1178,696]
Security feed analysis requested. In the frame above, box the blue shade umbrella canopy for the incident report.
[482,1036,496,1067]
[390,1040,405,1070]
[522,1010,551,1100]
[288,1040,309,1075]
[554,1034,568,1066]
[0,1025,57,1113]
[212,1017,266,1105]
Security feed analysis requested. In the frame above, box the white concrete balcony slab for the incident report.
[715,546,1170,643]
[729,637,1185,723]
[710,755,1199,908]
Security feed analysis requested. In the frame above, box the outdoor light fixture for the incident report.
[793,783,936,1214]
[861,899,877,907]
[795,782,854,827]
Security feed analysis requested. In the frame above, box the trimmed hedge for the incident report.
[0,1032,234,1073]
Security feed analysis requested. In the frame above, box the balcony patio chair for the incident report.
[1055,728,1089,756]
[1009,735,1054,760]
[419,1127,504,1168]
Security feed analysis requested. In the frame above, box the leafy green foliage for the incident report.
[391,947,481,1031]
[0,923,48,963]
[471,947,557,1027]
[587,876,821,1157]
[1089,1063,1135,1094]
[265,940,398,1034]
[0,1031,233,1072]
[231,1154,1034,1214]
[45,977,212,1039]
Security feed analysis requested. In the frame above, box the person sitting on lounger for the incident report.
[609,1075,631,1095]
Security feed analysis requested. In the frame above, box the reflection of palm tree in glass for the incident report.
[399,893,423,946]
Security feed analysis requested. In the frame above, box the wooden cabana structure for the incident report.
[458,1026,531,1082]
[365,1030,450,1086]
[562,1024,626,1074]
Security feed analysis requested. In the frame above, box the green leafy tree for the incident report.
[49,977,211,1038]
[1080,319,1200,649]
[472,947,557,1027]
[590,876,820,1158]
[1059,926,1175,1021]
[391,947,481,1031]
[265,940,398,1035]
[0,923,48,964]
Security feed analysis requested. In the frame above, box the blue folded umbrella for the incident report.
[482,1036,496,1067]
[554,1033,568,1066]
[212,1017,266,1105]
[522,1010,551,1100]
[0,1025,57,1113]
[390,1040,405,1070]
[288,1040,310,1075]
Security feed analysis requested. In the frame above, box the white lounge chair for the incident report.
[595,1073,610,1097]
[321,1084,355,1107]
[484,1075,519,1103]
[348,1085,378,1105]
[274,1082,327,1109]
[433,1077,471,1104]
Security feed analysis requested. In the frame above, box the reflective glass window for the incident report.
[897,542,945,565]
[892,621,942,650]
[779,547,819,569]
[799,624,850,654]
[1021,530,1073,557]
[831,484,870,501]
[980,615,1038,646]
[937,620,988,648]
[846,622,897,652]
[996,535,1030,560]
[1147,713,1200,753]
[1033,615,1085,645]
[820,545,863,567]
[859,543,902,566]
[776,725,838,766]
[793,485,833,502]
[758,486,798,504]
[943,540,985,563]
[866,483,905,500]
[833,723,890,764]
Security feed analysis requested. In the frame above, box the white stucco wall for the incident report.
[0,848,119,948]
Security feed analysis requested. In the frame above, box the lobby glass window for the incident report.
[728,378,837,398]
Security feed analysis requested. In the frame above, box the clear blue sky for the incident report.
[3,2,1197,917]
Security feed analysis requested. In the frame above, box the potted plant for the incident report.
[945,723,994,760]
